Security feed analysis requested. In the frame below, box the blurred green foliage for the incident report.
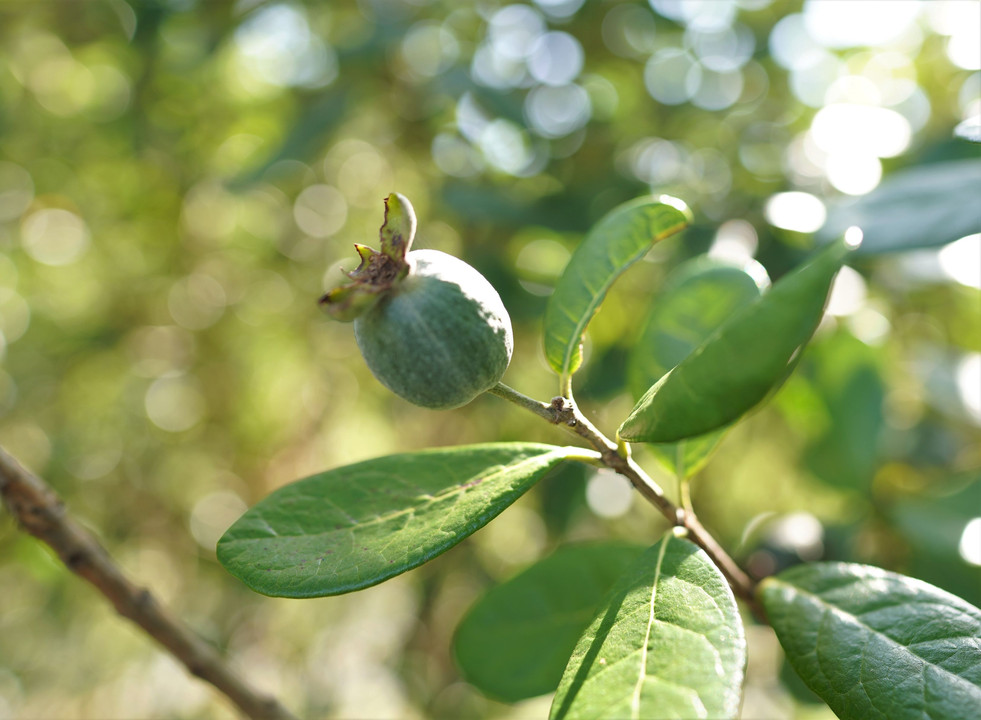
[0,0,978,717]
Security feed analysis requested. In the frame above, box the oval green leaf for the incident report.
[628,256,767,476]
[454,541,646,702]
[619,234,859,444]
[759,562,981,720]
[217,443,593,598]
[550,533,746,720]
[819,158,981,253]
[543,196,692,383]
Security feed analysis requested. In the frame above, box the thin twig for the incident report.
[0,445,299,720]
[490,383,761,614]
[486,382,554,420]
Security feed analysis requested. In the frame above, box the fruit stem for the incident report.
[487,382,761,613]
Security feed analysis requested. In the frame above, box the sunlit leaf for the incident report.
[619,234,859,444]
[550,533,745,720]
[760,562,981,720]
[628,256,766,476]
[454,541,645,702]
[543,197,691,383]
[217,443,593,598]
[819,158,981,253]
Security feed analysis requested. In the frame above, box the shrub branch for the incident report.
[489,383,761,613]
[0,445,299,720]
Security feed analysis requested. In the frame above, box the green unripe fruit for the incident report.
[353,249,513,409]
[320,193,514,409]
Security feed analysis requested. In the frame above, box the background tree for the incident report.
[0,1,978,717]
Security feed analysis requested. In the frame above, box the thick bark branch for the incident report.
[0,445,298,720]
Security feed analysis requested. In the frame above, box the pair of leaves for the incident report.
[217,443,595,598]
[760,562,981,720]
[541,194,859,452]
[456,535,747,719]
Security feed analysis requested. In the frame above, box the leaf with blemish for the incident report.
[217,443,591,598]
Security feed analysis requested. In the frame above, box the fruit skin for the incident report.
[354,249,513,409]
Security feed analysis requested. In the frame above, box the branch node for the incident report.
[135,587,154,610]
[549,396,578,426]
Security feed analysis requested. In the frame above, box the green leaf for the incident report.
[543,196,692,383]
[619,234,859,444]
[550,533,746,720]
[628,256,767,477]
[819,158,981,254]
[454,541,646,702]
[217,443,592,598]
[801,332,885,492]
[759,562,981,720]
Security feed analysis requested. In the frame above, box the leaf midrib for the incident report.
[631,535,670,718]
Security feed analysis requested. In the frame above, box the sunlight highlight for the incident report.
[764,192,826,233]
[960,518,981,566]
[938,234,981,289]
[956,353,981,424]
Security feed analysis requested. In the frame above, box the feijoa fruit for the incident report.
[321,193,513,409]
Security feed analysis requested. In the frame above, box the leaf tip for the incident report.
[656,194,692,223]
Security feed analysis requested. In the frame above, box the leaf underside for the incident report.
[819,158,981,254]
[550,533,746,720]
[454,541,646,702]
[619,234,856,444]
[217,443,586,598]
[760,562,981,720]
[543,196,691,380]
